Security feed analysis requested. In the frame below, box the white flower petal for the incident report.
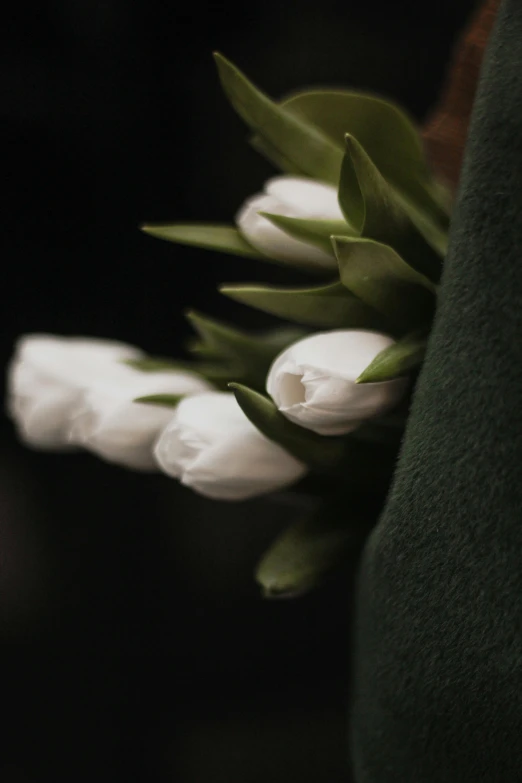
[236,193,334,266]
[235,175,344,266]
[6,335,142,450]
[154,392,307,501]
[266,330,408,436]
[265,176,344,220]
[69,369,212,471]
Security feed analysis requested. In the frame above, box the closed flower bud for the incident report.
[266,330,407,436]
[7,334,142,449]
[154,392,307,501]
[235,176,344,266]
[69,370,212,471]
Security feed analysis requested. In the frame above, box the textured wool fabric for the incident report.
[350,1,522,780]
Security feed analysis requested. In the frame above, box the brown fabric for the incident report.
[423,0,501,191]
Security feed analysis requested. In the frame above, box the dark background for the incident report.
[2,2,476,781]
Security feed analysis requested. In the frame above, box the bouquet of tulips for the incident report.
[7,54,451,597]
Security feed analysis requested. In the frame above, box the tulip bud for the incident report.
[266,330,408,436]
[6,334,142,449]
[69,370,212,471]
[154,392,307,501]
[235,176,344,265]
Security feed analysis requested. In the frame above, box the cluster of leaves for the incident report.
[136,54,451,597]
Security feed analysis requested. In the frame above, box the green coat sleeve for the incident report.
[350,1,522,780]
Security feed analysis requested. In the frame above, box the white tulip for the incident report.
[7,334,143,449]
[154,392,307,501]
[235,176,345,267]
[69,369,211,471]
[266,330,408,436]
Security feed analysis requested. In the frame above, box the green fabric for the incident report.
[350,1,522,780]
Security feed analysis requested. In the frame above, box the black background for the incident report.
[2,2,476,781]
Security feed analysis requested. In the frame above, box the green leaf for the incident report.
[124,354,240,390]
[356,331,427,382]
[123,357,186,373]
[187,311,304,390]
[260,213,353,257]
[134,394,184,408]
[397,194,449,257]
[252,89,450,224]
[339,135,443,281]
[185,338,224,360]
[255,504,370,598]
[122,349,250,393]
[220,280,390,330]
[230,383,346,469]
[334,236,436,332]
[253,325,306,354]
[140,223,262,259]
[192,362,247,390]
[213,53,342,184]
[232,383,399,487]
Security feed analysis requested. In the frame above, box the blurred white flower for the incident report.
[235,175,344,266]
[266,330,407,436]
[69,369,211,471]
[7,334,142,449]
[154,392,307,501]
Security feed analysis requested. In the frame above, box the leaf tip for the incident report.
[133,394,183,407]
[140,223,159,237]
[184,308,198,322]
[330,234,345,246]
[213,51,233,78]
[344,133,363,159]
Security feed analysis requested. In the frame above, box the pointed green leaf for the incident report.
[232,383,398,484]
[134,394,184,407]
[187,311,304,390]
[334,236,436,332]
[254,325,306,354]
[260,213,354,256]
[141,221,336,272]
[185,338,224,360]
[283,90,425,174]
[140,223,262,259]
[255,504,371,598]
[123,350,249,392]
[220,280,390,330]
[187,312,301,363]
[213,53,342,184]
[252,89,451,224]
[339,135,443,281]
[191,361,249,390]
[124,354,240,390]
[123,357,186,373]
[230,383,347,469]
[356,331,427,382]
[397,194,449,257]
